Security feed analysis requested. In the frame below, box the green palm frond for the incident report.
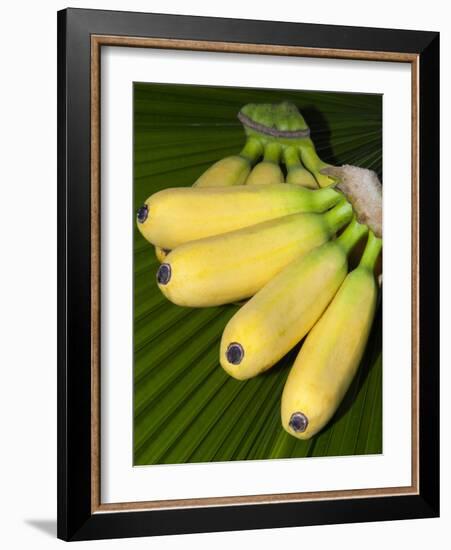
[133,82,382,465]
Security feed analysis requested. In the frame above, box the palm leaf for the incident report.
[133,82,382,465]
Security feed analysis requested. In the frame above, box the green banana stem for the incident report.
[309,187,342,211]
[283,145,302,169]
[359,231,382,272]
[298,139,337,188]
[283,145,318,188]
[239,137,263,164]
[263,142,282,164]
[323,199,353,234]
[337,217,368,254]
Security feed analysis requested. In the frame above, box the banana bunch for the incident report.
[137,101,383,440]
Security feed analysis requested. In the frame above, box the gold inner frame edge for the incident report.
[90,35,420,514]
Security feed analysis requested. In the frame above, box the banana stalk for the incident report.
[281,231,382,439]
[157,200,353,307]
[220,218,368,380]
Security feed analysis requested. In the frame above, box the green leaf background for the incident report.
[133,82,382,465]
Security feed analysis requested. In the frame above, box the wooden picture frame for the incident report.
[57,7,439,541]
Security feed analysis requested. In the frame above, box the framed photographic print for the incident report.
[57,8,439,541]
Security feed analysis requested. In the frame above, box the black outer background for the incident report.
[57,8,440,542]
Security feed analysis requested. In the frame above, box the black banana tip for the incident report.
[289,412,308,433]
[226,342,244,365]
[157,263,171,285]
[137,204,149,224]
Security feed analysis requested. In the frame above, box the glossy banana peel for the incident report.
[281,232,382,439]
[157,201,352,307]
[220,219,368,380]
[137,184,340,249]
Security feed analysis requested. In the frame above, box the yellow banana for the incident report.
[153,137,263,262]
[281,231,382,439]
[283,146,318,189]
[220,218,368,380]
[154,246,171,263]
[137,184,341,249]
[245,143,284,185]
[157,200,353,307]
[193,137,263,187]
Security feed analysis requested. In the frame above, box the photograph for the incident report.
[133,82,383,466]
